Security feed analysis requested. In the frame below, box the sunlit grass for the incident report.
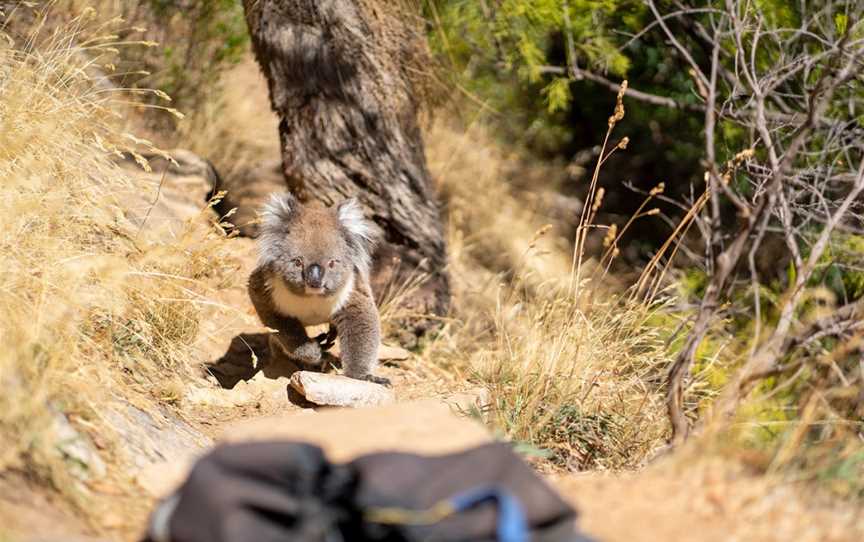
[0,5,232,503]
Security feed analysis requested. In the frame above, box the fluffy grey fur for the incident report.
[248,193,387,385]
[336,197,375,277]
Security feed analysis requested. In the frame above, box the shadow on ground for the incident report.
[205,332,304,389]
[205,332,339,407]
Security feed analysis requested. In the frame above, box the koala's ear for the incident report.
[337,197,375,245]
[261,192,298,233]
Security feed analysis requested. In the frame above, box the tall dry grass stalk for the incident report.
[0,6,232,497]
[425,103,673,469]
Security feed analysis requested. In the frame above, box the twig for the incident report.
[137,160,169,237]
[663,1,863,445]
[537,64,703,111]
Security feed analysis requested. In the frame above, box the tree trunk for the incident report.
[242,0,450,324]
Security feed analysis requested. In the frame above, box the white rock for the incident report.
[289,371,394,407]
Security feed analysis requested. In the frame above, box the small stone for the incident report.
[185,385,255,408]
[378,344,411,361]
[289,371,394,407]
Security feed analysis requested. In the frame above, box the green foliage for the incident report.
[542,76,571,112]
[735,394,797,448]
[425,0,705,216]
[152,0,247,105]
[818,448,864,498]
[427,0,642,121]
[537,403,624,468]
[835,13,849,35]
[428,0,864,500]
[810,234,864,302]
[679,268,709,299]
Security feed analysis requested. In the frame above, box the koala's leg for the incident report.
[248,266,322,367]
[332,282,387,385]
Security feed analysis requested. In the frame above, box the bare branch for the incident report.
[662,0,864,444]
[646,0,711,89]
[537,64,703,111]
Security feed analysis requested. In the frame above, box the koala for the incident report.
[248,193,388,385]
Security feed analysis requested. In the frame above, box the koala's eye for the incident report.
[328,259,339,269]
[292,258,303,268]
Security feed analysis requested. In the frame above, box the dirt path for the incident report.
[557,459,864,542]
[0,235,463,542]
[127,235,471,484]
[165,236,864,542]
[2,235,863,542]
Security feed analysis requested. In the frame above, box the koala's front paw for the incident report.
[360,374,392,387]
[292,340,323,367]
[271,335,322,367]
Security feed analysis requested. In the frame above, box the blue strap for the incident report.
[449,487,529,542]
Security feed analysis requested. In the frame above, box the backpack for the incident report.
[143,441,595,542]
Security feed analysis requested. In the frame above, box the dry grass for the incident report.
[424,114,673,470]
[0,6,232,501]
[1,3,860,540]
[153,55,674,471]
[424,107,864,497]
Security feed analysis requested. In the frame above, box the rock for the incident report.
[114,149,220,235]
[289,371,394,408]
[184,384,256,409]
[377,343,412,361]
[188,369,295,409]
[222,399,491,462]
[104,403,211,470]
[51,411,106,480]
[237,370,295,399]
[100,403,210,499]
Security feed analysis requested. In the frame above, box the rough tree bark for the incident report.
[242,0,450,322]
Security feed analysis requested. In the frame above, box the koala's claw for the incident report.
[361,374,392,387]
[314,327,338,351]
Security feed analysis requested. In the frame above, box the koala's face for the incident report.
[277,210,355,295]
[258,195,375,297]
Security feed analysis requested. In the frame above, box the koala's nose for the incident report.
[305,264,324,288]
